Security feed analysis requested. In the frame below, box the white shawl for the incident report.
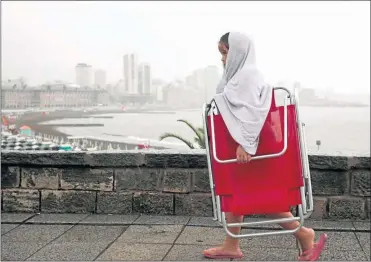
[213,32,273,155]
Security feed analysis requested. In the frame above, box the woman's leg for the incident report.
[271,212,315,251]
[203,212,244,258]
[203,211,322,259]
[272,211,328,261]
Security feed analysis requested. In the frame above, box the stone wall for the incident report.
[1,151,370,220]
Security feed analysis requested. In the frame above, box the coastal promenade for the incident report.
[1,213,370,261]
[1,150,370,260]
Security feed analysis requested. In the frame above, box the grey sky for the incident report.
[2,1,370,93]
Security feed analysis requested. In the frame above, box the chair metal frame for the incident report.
[201,86,314,239]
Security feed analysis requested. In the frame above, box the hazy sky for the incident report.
[2,1,370,93]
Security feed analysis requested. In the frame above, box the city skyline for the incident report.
[2,1,370,94]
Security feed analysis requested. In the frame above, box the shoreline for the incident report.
[11,110,182,150]
[13,110,116,140]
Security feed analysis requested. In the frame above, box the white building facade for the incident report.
[75,63,93,88]
[138,63,152,95]
[123,53,139,94]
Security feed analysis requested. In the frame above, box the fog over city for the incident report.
[2,1,370,93]
[1,1,370,155]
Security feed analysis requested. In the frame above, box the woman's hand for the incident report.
[236,145,252,163]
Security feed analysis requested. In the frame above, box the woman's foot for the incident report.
[297,228,316,251]
[297,229,328,261]
[203,245,243,259]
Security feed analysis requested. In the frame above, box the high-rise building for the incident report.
[123,53,138,94]
[75,63,93,87]
[94,70,107,89]
[138,63,151,95]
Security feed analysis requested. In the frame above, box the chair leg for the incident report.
[295,206,303,256]
[296,239,303,256]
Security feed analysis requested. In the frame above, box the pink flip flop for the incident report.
[298,233,328,261]
[203,248,244,259]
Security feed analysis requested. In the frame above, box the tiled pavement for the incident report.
[1,213,370,261]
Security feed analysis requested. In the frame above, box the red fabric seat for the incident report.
[207,91,303,216]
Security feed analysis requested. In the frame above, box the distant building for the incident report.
[156,85,164,102]
[123,53,138,94]
[75,63,93,88]
[1,78,31,108]
[94,69,107,89]
[184,65,221,102]
[1,78,26,89]
[1,84,110,109]
[162,84,204,108]
[152,79,167,102]
[138,63,151,95]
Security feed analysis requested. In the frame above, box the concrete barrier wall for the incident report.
[1,151,370,220]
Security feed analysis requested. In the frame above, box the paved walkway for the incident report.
[1,213,370,261]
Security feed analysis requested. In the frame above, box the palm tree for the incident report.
[159,119,206,149]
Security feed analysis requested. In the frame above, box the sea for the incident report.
[40,106,370,156]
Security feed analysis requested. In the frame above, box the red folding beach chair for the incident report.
[202,87,314,238]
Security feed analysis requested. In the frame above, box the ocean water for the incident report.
[41,106,370,156]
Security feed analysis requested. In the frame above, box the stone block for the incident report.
[348,156,371,169]
[310,169,349,195]
[97,192,132,214]
[192,169,211,192]
[328,196,366,220]
[351,170,371,197]
[308,155,348,170]
[60,168,113,191]
[163,169,192,193]
[144,150,207,168]
[85,151,146,167]
[1,151,87,166]
[1,166,20,188]
[2,189,39,212]
[310,197,328,219]
[175,193,213,217]
[133,192,173,215]
[367,198,370,219]
[21,168,60,189]
[41,190,96,213]
[115,168,163,191]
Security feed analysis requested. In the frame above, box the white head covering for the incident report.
[214,32,273,155]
